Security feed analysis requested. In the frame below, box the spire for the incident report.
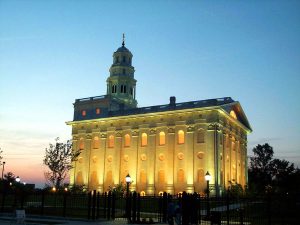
[122,33,125,46]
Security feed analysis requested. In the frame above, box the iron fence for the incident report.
[0,190,299,224]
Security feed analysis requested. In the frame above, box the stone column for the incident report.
[186,126,194,193]
[146,130,156,195]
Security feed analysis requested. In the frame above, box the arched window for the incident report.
[158,170,165,184]
[124,134,130,147]
[90,171,98,188]
[122,56,126,62]
[96,108,101,115]
[197,129,205,143]
[177,169,185,183]
[230,110,237,119]
[177,130,185,144]
[130,87,133,95]
[124,85,127,93]
[93,136,100,149]
[106,171,113,187]
[112,85,117,93]
[116,56,119,63]
[197,169,204,183]
[159,132,165,145]
[140,170,146,185]
[108,135,114,148]
[79,138,84,150]
[141,133,147,146]
[81,110,86,117]
[76,171,83,185]
[140,191,146,196]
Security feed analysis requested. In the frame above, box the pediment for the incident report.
[221,101,252,132]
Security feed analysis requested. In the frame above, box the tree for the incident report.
[43,138,81,189]
[0,147,3,167]
[248,143,299,195]
[248,143,274,193]
[270,158,296,193]
[4,171,16,183]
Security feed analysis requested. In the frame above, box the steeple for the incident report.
[122,33,125,47]
[106,36,137,108]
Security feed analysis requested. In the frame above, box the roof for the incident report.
[116,46,131,53]
[71,96,252,132]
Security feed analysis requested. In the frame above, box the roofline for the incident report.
[66,104,251,133]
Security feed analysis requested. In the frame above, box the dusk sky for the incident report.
[0,0,299,187]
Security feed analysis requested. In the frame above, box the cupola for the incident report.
[106,34,137,108]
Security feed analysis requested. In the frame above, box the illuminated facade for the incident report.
[67,40,252,195]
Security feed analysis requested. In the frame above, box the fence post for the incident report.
[159,194,162,222]
[162,192,168,223]
[137,193,141,223]
[104,192,107,219]
[128,192,132,223]
[96,192,100,219]
[182,192,189,225]
[191,192,198,225]
[107,191,111,220]
[41,191,45,216]
[20,191,24,209]
[132,192,137,223]
[63,192,67,217]
[1,191,5,212]
[111,191,116,220]
[87,191,92,220]
[92,190,96,220]
[197,193,201,224]
[239,208,244,225]
[267,193,271,225]
[226,191,230,225]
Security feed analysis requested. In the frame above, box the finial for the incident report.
[122,33,125,46]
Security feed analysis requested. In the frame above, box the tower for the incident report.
[106,35,137,108]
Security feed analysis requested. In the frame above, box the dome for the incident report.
[116,45,131,53]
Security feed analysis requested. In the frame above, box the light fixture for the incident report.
[15,176,20,182]
[125,174,131,184]
[205,171,211,181]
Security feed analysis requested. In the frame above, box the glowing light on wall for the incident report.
[230,110,237,119]
[79,138,84,150]
[93,136,100,149]
[177,130,185,144]
[141,133,147,146]
[108,135,114,148]
[159,132,165,145]
[124,134,130,147]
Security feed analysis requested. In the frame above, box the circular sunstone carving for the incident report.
[107,155,113,162]
[177,152,184,160]
[141,154,147,161]
[159,153,165,161]
[124,155,129,162]
[197,152,204,159]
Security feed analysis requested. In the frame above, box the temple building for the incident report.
[66,38,252,195]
